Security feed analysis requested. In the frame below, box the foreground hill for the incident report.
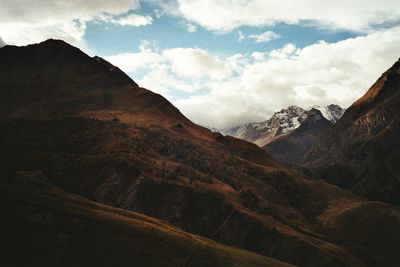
[305,58,400,206]
[1,40,400,267]
[1,171,291,267]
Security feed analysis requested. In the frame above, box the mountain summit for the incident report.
[221,104,344,164]
[222,105,344,147]
[0,39,187,123]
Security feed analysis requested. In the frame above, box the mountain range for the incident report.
[221,105,345,164]
[1,39,400,267]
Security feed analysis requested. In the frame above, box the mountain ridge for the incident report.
[304,58,400,206]
[263,108,334,165]
[221,104,344,147]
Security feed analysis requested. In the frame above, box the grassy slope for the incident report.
[0,173,294,267]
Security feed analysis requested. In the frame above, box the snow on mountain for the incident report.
[220,104,344,147]
[308,104,345,123]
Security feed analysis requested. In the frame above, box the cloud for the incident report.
[163,48,231,80]
[236,30,281,43]
[103,26,400,129]
[0,37,6,47]
[105,42,231,95]
[237,31,245,42]
[173,27,400,128]
[179,21,197,32]
[0,0,145,46]
[107,13,153,27]
[269,43,297,58]
[248,31,281,43]
[137,64,200,95]
[105,42,165,73]
[159,0,400,32]
[106,42,231,81]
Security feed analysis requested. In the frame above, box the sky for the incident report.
[1,0,400,128]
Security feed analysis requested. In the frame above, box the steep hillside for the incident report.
[1,40,400,267]
[305,58,400,206]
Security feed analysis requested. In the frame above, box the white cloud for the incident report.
[107,43,232,81]
[105,27,400,128]
[160,0,400,32]
[105,49,164,73]
[173,27,400,128]
[108,13,153,27]
[237,30,245,42]
[236,30,281,43]
[163,48,232,80]
[248,31,281,43]
[180,21,197,32]
[0,36,6,47]
[0,0,145,46]
[269,43,297,58]
[251,51,268,61]
[106,41,233,95]
[137,63,200,94]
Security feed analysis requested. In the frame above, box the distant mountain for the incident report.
[1,40,400,267]
[263,108,334,165]
[305,58,400,206]
[222,105,344,147]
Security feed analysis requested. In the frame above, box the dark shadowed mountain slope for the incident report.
[0,39,187,123]
[0,171,292,267]
[305,58,400,206]
[263,108,333,165]
[1,40,400,267]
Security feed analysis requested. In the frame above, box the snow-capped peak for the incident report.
[307,104,345,123]
[219,104,345,147]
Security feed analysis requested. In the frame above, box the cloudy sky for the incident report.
[1,0,400,128]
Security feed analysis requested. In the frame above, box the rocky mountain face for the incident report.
[263,108,334,165]
[222,105,344,147]
[1,40,400,267]
[221,105,344,164]
[304,58,400,206]
[310,104,346,123]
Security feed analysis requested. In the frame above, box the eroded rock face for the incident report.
[305,58,400,206]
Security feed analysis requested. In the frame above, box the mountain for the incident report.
[221,105,344,164]
[263,108,334,165]
[309,104,345,123]
[304,58,400,206]
[1,40,400,267]
[221,105,344,148]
